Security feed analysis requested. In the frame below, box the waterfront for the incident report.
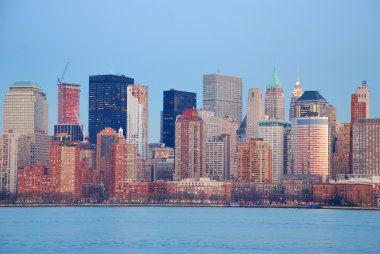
[1,207,379,253]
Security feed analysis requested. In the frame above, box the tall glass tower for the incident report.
[161,89,196,148]
[88,74,134,144]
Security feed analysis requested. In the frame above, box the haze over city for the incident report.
[1,0,379,142]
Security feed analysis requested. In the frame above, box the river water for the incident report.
[0,207,379,253]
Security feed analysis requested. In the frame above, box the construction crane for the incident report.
[57,62,69,84]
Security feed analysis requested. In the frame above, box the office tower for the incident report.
[49,141,81,199]
[203,73,243,124]
[289,80,303,120]
[351,82,370,124]
[352,118,380,175]
[205,137,225,181]
[58,83,80,124]
[246,88,264,139]
[96,128,119,193]
[220,117,238,179]
[293,91,336,121]
[283,123,292,175]
[198,109,223,140]
[126,84,148,159]
[3,82,48,134]
[259,119,285,182]
[88,74,134,144]
[355,81,370,117]
[161,89,196,148]
[55,83,83,141]
[265,67,285,120]
[292,117,329,182]
[174,109,205,180]
[238,138,272,183]
[333,123,351,178]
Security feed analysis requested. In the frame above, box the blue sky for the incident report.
[0,0,379,142]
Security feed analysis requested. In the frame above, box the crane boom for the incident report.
[58,62,69,84]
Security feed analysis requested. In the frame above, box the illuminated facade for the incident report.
[203,73,243,124]
[292,117,329,182]
[58,83,80,124]
[126,84,148,159]
[238,139,272,183]
[265,67,285,121]
[174,109,206,180]
[246,88,264,139]
[289,80,303,120]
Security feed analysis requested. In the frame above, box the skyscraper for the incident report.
[55,83,83,142]
[161,89,196,148]
[289,80,303,120]
[293,91,336,121]
[89,74,134,144]
[259,119,286,182]
[292,117,329,182]
[355,81,370,117]
[58,83,80,124]
[205,136,225,181]
[352,118,380,175]
[238,138,272,183]
[96,128,119,194]
[174,109,205,180]
[246,88,264,139]
[3,82,48,134]
[333,123,351,178]
[265,67,285,121]
[351,82,370,124]
[203,73,243,124]
[126,84,148,159]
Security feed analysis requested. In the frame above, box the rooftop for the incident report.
[296,91,326,102]
[10,81,42,90]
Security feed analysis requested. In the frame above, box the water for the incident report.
[0,207,379,254]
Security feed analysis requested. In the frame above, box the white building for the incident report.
[259,119,286,182]
[126,84,148,159]
[203,73,243,124]
[246,88,264,139]
[3,82,48,134]
[205,137,225,181]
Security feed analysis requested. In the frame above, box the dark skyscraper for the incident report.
[89,74,134,144]
[161,89,196,148]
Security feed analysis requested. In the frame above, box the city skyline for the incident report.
[1,1,379,142]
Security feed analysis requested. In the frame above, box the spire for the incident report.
[118,127,123,138]
[268,66,282,88]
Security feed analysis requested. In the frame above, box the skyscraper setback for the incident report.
[203,73,243,124]
[88,74,134,144]
[161,89,196,148]
[265,68,285,121]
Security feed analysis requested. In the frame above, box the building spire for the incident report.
[268,66,282,88]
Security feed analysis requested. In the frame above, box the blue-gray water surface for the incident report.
[0,207,379,254]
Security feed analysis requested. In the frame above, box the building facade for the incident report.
[3,82,48,134]
[174,109,206,180]
[203,73,243,124]
[265,68,285,121]
[352,118,380,175]
[289,80,303,120]
[246,88,264,139]
[333,123,351,178]
[126,84,148,159]
[292,117,329,182]
[88,74,134,144]
[205,137,225,181]
[161,89,196,148]
[238,139,272,183]
[58,83,80,124]
[259,119,286,182]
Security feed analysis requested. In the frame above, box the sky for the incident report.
[0,0,379,142]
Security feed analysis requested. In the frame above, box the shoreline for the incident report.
[1,203,379,210]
